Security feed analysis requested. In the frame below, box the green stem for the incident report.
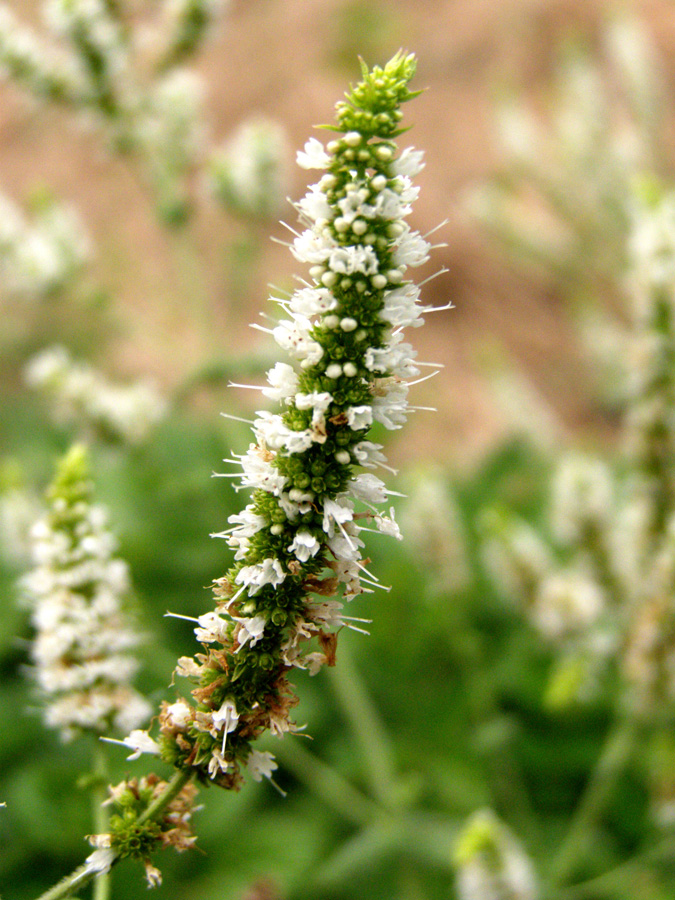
[328,641,398,807]
[270,738,379,827]
[168,224,217,356]
[548,708,642,887]
[92,743,111,900]
[558,834,675,900]
[136,767,194,827]
[33,769,193,900]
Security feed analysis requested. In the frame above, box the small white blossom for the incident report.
[296,137,331,169]
[262,362,299,402]
[392,147,425,177]
[346,405,373,430]
[246,749,278,782]
[212,699,239,746]
[232,614,267,651]
[235,558,286,595]
[112,730,161,760]
[288,529,321,562]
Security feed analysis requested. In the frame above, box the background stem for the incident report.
[549,707,642,887]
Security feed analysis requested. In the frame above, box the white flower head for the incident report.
[288,529,321,562]
[297,137,331,169]
[104,729,161,760]
[246,749,279,782]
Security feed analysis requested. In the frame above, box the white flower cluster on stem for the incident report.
[123,52,440,790]
[0,191,90,299]
[453,809,539,900]
[25,345,168,445]
[0,0,229,223]
[480,190,675,713]
[21,443,151,741]
[206,115,289,219]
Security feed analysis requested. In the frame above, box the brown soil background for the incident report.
[3,0,675,469]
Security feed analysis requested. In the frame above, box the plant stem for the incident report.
[271,737,379,827]
[33,769,193,900]
[92,743,111,900]
[168,223,217,356]
[558,834,675,900]
[328,641,398,807]
[548,707,642,887]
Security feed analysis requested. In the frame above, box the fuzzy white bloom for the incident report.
[454,810,539,900]
[156,0,228,64]
[246,749,278,783]
[534,568,605,641]
[134,67,206,220]
[207,115,289,219]
[0,192,90,299]
[232,614,267,651]
[296,137,331,170]
[288,529,321,562]
[25,345,167,445]
[629,191,675,290]
[480,509,553,601]
[106,729,161,760]
[44,0,130,99]
[21,445,151,741]
[550,454,614,545]
[235,558,286,595]
[0,468,41,566]
[0,5,87,102]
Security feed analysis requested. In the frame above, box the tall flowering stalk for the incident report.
[476,188,675,887]
[146,50,430,788]
[30,51,437,899]
[21,443,151,741]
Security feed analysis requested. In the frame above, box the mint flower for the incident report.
[43,0,129,117]
[0,4,86,103]
[138,52,438,788]
[206,115,289,220]
[21,444,151,741]
[453,809,538,900]
[0,190,90,299]
[25,345,167,445]
[157,0,228,70]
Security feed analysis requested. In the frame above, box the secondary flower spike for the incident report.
[147,52,438,788]
[21,443,151,741]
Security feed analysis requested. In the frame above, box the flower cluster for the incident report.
[25,345,168,445]
[135,67,207,222]
[0,0,228,223]
[21,444,151,741]
[43,0,129,118]
[125,52,436,789]
[468,12,663,408]
[453,809,538,900]
[0,458,41,566]
[87,774,200,887]
[470,12,660,290]
[480,188,675,712]
[206,115,289,220]
[0,190,90,299]
[0,3,86,103]
[155,0,229,71]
